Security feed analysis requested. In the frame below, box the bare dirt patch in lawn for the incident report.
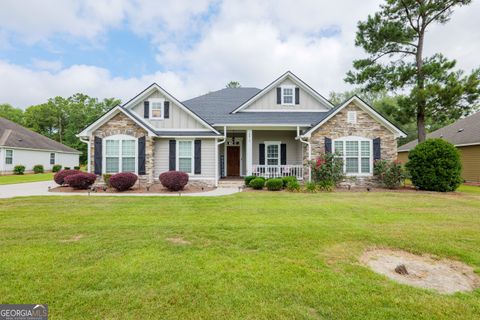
[166,237,191,245]
[59,234,84,243]
[360,248,480,294]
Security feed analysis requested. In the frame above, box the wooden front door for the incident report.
[227,146,240,176]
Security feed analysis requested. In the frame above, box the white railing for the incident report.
[252,165,304,180]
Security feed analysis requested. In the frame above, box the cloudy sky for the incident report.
[0,0,478,108]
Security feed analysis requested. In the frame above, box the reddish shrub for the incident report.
[54,169,81,185]
[109,172,138,191]
[159,171,189,191]
[64,173,97,189]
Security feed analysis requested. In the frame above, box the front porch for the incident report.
[218,128,306,180]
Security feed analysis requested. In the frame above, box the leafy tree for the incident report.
[0,104,24,125]
[346,0,480,142]
[226,81,241,88]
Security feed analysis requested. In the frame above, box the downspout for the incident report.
[78,137,90,173]
[296,126,311,182]
[215,126,227,185]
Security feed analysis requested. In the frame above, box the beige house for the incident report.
[77,71,406,186]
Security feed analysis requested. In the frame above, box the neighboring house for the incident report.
[77,71,406,186]
[0,117,80,174]
[398,111,480,182]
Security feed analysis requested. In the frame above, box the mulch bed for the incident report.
[50,183,214,194]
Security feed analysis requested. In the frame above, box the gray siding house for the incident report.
[77,71,406,186]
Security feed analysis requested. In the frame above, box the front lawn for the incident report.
[0,192,479,319]
[0,172,54,185]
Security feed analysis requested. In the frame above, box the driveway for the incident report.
[0,181,239,199]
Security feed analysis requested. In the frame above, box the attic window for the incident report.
[281,86,295,105]
[347,111,357,124]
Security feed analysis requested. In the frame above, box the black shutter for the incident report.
[280,143,287,165]
[144,101,149,118]
[138,136,146,175]
[194,140,201,174]
[164,101,170,119]
[276,87,281,104]
[325,137,332,153]
[169,140,176,171]
[259,143,265,165]
[295,87,300,105]
[94,136,102,175]
[373,137,381,160]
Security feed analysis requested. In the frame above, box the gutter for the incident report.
[78,137,90,173]
[296,126,311,182]
[214,126,227,186]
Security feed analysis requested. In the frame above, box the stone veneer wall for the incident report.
[90,112,154,183]
[305,102,398,185]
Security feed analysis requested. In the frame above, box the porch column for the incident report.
[246,129,253,176]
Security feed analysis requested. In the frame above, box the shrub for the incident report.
[305,182,318,193]
[286,180,301,192]
[74,166,80,170]
[309,152,344,189]
[52,164,62,172]
[266,178,283,191]
[109,172,138,191]
[159,171,189,191]
[13,165,25,175]
[374,159,406,189]
[64,167,71,170]
[64,173,97,189]
[406,138,462,192]
[54,169,81,185]
[244,175,257,186]
[33,164,44,174]
[316,180,334,192]
[282,176,297,188]
[249,177,265,190]
[102,174,113,187]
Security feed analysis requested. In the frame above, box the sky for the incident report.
[0,0,479,109]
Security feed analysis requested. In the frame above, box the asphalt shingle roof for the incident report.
[0,117,81,153]
[182,88,331,126]
[398,111,480,152]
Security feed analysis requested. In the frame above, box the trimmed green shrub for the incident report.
[13,165,25,175]
[374,159,406,189]
[52,164,62,172]
[286,180,301,192]
[305,182,317,193]
[282,176,297,188]
[244,175,257,186]
[74,166,80,170]
[406,138,462,192]
[265,178,283,191]
[249,177,265,190]
[102,174,112,187]
[64,167,71,170]
[33,165,44,174]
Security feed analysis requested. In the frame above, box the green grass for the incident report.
[1,192,480,319]
[457,184,480,195]
[0,172,54,185]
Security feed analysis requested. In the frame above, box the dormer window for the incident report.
[149,98,164,119]
[281,86,295,105]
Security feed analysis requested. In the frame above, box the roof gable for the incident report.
[231,71,335,114]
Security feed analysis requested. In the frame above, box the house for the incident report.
[77,71,406,186]
[0,117,81,174]
[398,111,480,182]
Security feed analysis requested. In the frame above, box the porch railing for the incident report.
[252,165,304,180]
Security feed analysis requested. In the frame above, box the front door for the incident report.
[227,146,240,176]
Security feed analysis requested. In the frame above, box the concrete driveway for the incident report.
[0,181,239,199]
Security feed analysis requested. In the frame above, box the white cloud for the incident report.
[0,0,479,108]
[31,59,63,72]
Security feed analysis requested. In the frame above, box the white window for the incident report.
[5,149,13,165]
[50,153,55,165]
[281,86,295,105]
[265,142,280,166]
[149,99,164,119]
[177,140,194,174]
[104,135,137,174]
[333,137,372,175]
[347,111,357,124]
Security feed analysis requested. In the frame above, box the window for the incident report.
[265,142,280,166]
[333,137,372,175]
[281,86,294,105]
[104,136,137,174]
[149,99,164,119]
[50,153,55,165]
[5,149,13,165]
[177,140,194,173]
[347,111,357,124]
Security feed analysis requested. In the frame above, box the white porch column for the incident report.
[246,129,253,176]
